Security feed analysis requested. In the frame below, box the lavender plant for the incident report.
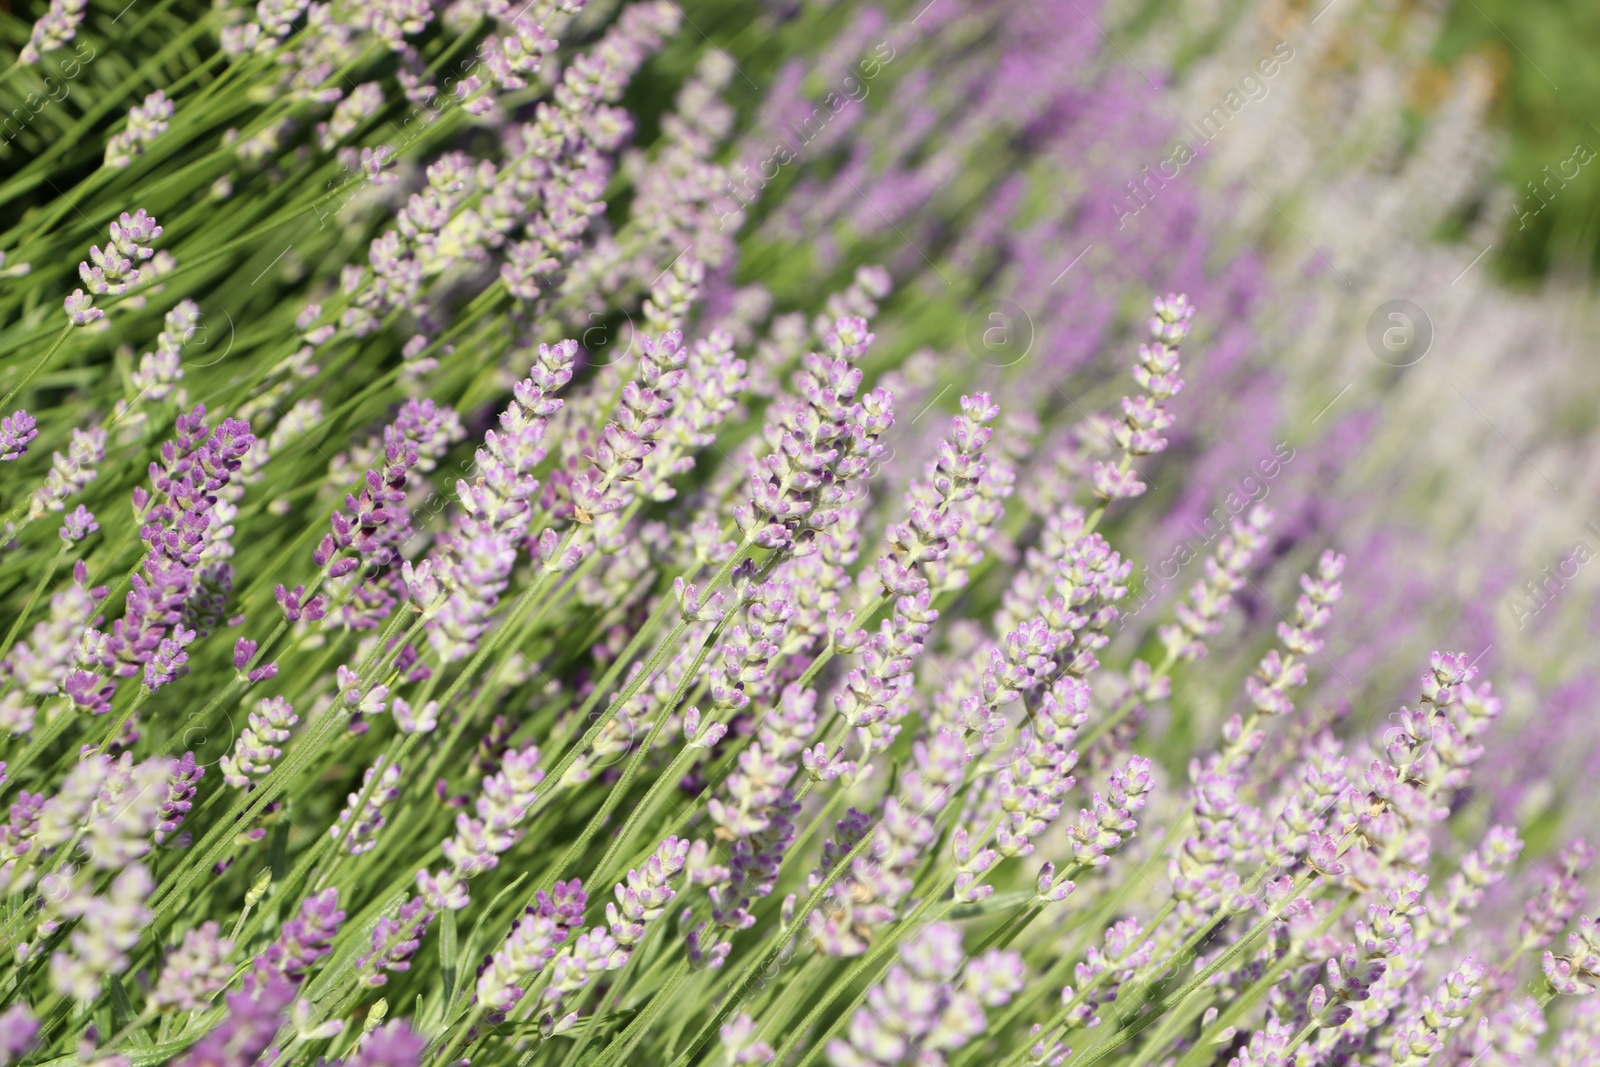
[0,0,1592,1065]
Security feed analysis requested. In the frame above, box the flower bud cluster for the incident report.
[1159,505,1274,662]
[66,210,163,326]
[420,743,546,910]
[737,317,893,554]
[476,880,586,1015]
[1093,293,1193,501]
[105,91,175,169]
[824,923,1024,1067]
[426,341,577,661]
[875,393,1002,599]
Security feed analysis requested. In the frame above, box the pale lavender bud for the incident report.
[1066,755,1152,867]
[315,83,384,151]
[1226,1016,1293,1067]
[720,1014,774,1065]
[1390,958,1485,1064]
[29,425,106,517]
[425,742,545,908]
[105,91,175,168]
[477,881,586,1014]
[392,697,439,734]
[826,923,1021,1066]
[606,836,690,948]
[219,695,297,789]
[152,921,235,1011]
[1544,951,1593,997]
[64,290,103,326]
[131,300,196,401]
[19,0,86,63]
[48,863,154,1002]
[1522,839,1593,951]
[1421,825,1520,944]
[331,761,402,854]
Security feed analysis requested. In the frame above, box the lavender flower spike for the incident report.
[825,923,1023,1066]
[105,91,175,168]
[330,761,403,854]
[152,921,235,1012]
[476,881,587,1016]
[0,410,38,461]
[220,695,298,788]
[356,897,434,987]
[168,974,295,1067]
[67,209,163,326]
[19,0,87,63]
[1094,293,1194,502]
[258,887,345,982]
[1390,958,1486,1064]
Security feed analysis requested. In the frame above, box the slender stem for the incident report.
[0,542,66,667]
[1,323,73,410]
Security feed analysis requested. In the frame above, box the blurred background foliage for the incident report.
[1435,0,1600,281]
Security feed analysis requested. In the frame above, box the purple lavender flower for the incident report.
[168,973,295,1067]
[1389,958,1485,1064]
[1,561,106,734]
[1157,506,1274,662]
[330,760,402,854]
[259,887,345,982]
[875,393,1002,600]
[59,505,98,545]
[0,1004,39,1065]
[556,331,689,526]
[420,742,545,910]
[1060,918,1157,1029]
[428,341,577,661]
[0,410,38,461]
[606,836,691,951]
[640,326,750,502]
[47,863,154,1002]
[735,317,893,554]
[316,404,447,631]
[104,407,253,691]
[131,300,196,402]
[1064,754,1154,869]
[34,753,173,870]
[356,897,434,987]
[720,1014,774,1066]
[477,880,587,1015]
[76,210,162,303]
[345,1022,427,1067]
[810,727,970,957]
[1092,294,1194,502]
[153,752,204,844]
[1522,839,1594,952]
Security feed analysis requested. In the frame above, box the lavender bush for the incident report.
[0,1,1594,1065]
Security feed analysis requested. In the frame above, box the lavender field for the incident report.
[1,0,1597,1064]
